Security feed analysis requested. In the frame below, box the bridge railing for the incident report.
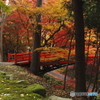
[8,53,15,62]
[8,51,76,65]
[8,52,32,64]
[8,51,97,64]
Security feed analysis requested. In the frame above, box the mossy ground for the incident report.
[0,72,44,100]
[0,64,70,99]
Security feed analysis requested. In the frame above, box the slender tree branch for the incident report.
[42,24,65,46]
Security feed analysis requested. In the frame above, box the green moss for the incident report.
[1,93,43,100]
[25,84,46,97]
[1,96,21,100]
[0,72,45,100]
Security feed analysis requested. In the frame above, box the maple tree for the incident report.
[41,0,74,47]
[3,11,33,61]
[11,0,74,47]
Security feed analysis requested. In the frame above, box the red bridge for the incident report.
[8,51,76,65]
[8,51,95,74]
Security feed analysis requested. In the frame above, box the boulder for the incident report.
[25,84,46,97]
[48,95,72,100]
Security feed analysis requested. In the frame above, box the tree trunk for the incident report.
[30,0,42,75]
[0,20,3,62]
[72,0,86,92]
[0,7,4,62]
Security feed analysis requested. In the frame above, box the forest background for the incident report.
[0,0,100,100]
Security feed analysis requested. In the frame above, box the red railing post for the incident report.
[8,53,10,62]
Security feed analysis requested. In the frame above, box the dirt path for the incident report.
[0,62,14,65]
[47,65,94,91]
[47,66,75,89]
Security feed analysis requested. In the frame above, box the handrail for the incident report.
[8,52,75,64]
[8,52,96,65]
[8,52,32,64]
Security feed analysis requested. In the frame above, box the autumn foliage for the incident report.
[3,0,97,61]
